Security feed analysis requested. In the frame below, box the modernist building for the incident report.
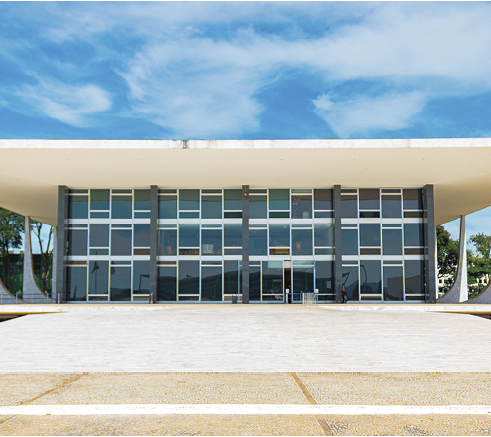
[1,138,491,304]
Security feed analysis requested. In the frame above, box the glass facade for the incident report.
[64,187,428,303]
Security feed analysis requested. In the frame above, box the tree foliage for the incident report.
[30,220,53,294]
[436,225,459,293]
[0,208,24,293]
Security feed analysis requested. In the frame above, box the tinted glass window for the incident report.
[111,229,132,255]
[291,195,312,219]
[382,229,403,255]
[201,196,222,219]
[315,261,333,297]
[201,267,222,301]
[292,229,313,255]
[224,189,242,210]
[341,229,358,255]
[179,189,199,211]
[224,224,242,247]
[269,224,290,247]
[383,266,403,301]
[159,196,177,219]
[262,261,283,300]
[201,229,222,255]
[359,189,380,210]
[249,196,267,219]
[110,267,131,301]
[134,224,150,247]
[224,261,240,294]
[249,265,261,300]
[159,229,177,255]
[134,189,150,211]
[112,196,132,219]
[89,261,108,294]
[404,224,424,246]
[314,223,332,247]
[250,229,267,255]
[405,260,424,295]
[341,196,357,218]
[269,189,289,210]
[403,189,423,210]
[68,229,87,256]
[90,190,109,211]
[158,266,176,301]
[89,224,109,248]
[133,261,150,294]
[360,260,381,294]
[67,266,87,301]
[179,224,199,247]
[359,224,380,247]
[382,196,402,218]
[314,189,332,210]
[178,260,199,294]
[342,266,359,301]
[69,196,88,219]
[293,267,314,294]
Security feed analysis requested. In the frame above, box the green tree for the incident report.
[467,233,491,298]
[0,208,24,293]
[30,220,53,294]
[437,225,459,294]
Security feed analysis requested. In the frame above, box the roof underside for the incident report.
[1,138,490,226]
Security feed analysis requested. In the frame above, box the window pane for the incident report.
[201,267,222,301]
[134,189,150,211]
[89,261,108,294]
[111,229,132,256]
[360,260,381,294]
[224,224,242,247]
[292,229,313,255]
[67,266,87,301]
[69,196,88,219]
[314,189,332,210]
[341,196,357,218]
[68,229,87,256]
[134,224,150,247]
[249,265,261,300]
[250,229,267,255]
[158,266,176,301]
[341,229,358,255]
[90,190,109,211]
[178,260,199,294]
[405,260,424,295]
[403,189,423,210]
[224,261,240,294]
[315,261,333,298]
[359,224,380,247]
[382,196,402,218]
[110,267,131,301]
[342,266,359,301]
[179,224,199,247]
[201,229,222,256]
[224,189,242,210]
[314,223,332,247]
[159,229,177,255]
[179,189,199,211]
[269,224,290,247]
[291,195,312,219]
[383,229,403,255]
[112,196,132,219]
[383,266,403,301]
[89,224,109,248]
[359,189,380,210]
[249,196,267,219]
[404,224,424,247]
[293,267,314,295]
[201,195,222,219]
[262,261,283,300]
[159,196,177,219]
[269,189,289,210]
[133,261,150,294]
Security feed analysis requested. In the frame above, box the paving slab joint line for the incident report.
[290,372,332,436]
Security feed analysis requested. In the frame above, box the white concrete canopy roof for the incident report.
[0,138,490,226]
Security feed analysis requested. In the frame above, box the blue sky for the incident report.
[1,1,491,249]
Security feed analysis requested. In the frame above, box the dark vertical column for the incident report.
[149,185,158,303]
[333,185,343,303]
[55,185,68,303]
[423,184,437,303]
[242,185,249,304]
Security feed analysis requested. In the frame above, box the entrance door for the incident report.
[284,267,292,303]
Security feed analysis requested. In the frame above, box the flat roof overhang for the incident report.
[1,138,490,226]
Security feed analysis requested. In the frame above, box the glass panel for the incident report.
[315,261,333,298]
[405,260,425,295]
[67,229,87,256]
[159,229,177,255]
[224,261,240,295]
[133,261,150,294]
[270,212,289,218]
[110,267,131,301]
[360,260,381,295]
[179,189,199,211]
[224,212,241,219]
[249,195,267,219]
[69,196,88,219]
[293,266,314,299]
[224,224,242,247]
[403,189,423,210]
[341,195,357,218]
[382,229,403,255]
[404,223,424,247]
[134,224,150,247]
[224,189,242,210]
[111,229,132,256]
[383,266,403,301]
[201,195,222,219]
[342,266,359,301]
[360,211,380,218]
[158,266,177,301]
[201,267,222,301]
[89,261,109,294]
[314,223,333,247]
[90,224,109,248]
[179,224,199,247]
[180,212,199,219]
[291,195,312,219]
[292,229,313,255]
[359,189,380,210]
[262,261,283,301]
[314,189,332,210]
[178,260,199,294]
[250,229,267,255]
[134,189,150,211]
[341,229,358,255]
[67,266,87,301]
[111,196,132,219]
[269,224,290,248]
[382,196,402,218]
[269,189,289,210]
[359,224,380,247]
[159,196,177,219]
[201,229,222,256]
[90,190,109,210]
[250,265,261,300]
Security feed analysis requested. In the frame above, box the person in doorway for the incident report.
[341,283,348,303]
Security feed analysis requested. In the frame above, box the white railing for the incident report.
[302,292,317,306]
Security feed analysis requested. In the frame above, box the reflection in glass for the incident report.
[201,229,222,255]
[112,196,132,219]
[342,266,359,301]
[224,224,242,247]
[89,261,109,294]
[179,189,199,211]
[359,189,380,210]
[67,266,87,301]
[292,229,313,255]
[269,224,290,247]
[341,229,358,255]
[405,260,424,295]
[359,224,380,247]
[68,229,87,256]
[201,267,222,301]
[404,224,424,247]
[134,224,150,247]
[382,229,403,255]
[383,266,403,301]
[178,260,199,294]
[159,229,177,255]
[291,195,312,219]
[315,261,333,300]
[201,196,222,219]
[90,190,109,211]
[262,261,283,301]
[90,224,109,248]
[293,266,314,299]
[250,265,261,300]
[224,261,240,294]
[269,189,289,210]
[314,223,332,247]
[382,196,402,218]
[158,266,176,301]
[179,224,199,247]
[341,195,357,218]
[134,189,150,211]
[224,189,242,210]
[403,189,423,210]
[360,260,381,294]
[111,229,132,255]
[250,196,267,219]
[69,196,88,219]
[110,267,131,301]
[133,261,150,294]
[314,189,332,210]
[159,196,177,219]
[250,229,267,255]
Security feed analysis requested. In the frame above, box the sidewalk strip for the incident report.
[1,405,491,416]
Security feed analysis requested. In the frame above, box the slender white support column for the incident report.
[437,215,467,303]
